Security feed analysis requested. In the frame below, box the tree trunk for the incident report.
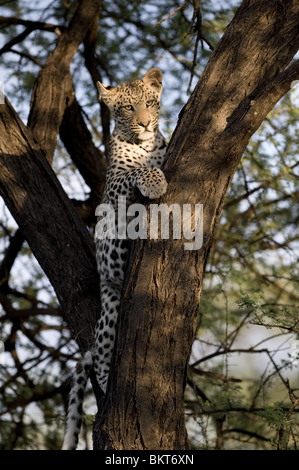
[0,0,104,350]
[93,0,299,450]
[0,0,298,452]
[27,0,103,163]
[0,97,100,352]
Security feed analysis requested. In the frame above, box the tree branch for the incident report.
[154,0,189,27]
[83,17,111,155]
[0,15,64,33]
[0,27,34,56]
[94,0,299,450]
[0,96,100,352]
[0,229,24,292]
[27,0,103,163]
[59,81,107,200]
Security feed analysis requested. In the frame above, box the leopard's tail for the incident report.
[62,350,94,450]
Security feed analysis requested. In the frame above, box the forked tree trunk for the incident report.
[0,0,104,353]
[93,0,299,450]
[0,98,101,353]
[0,0,298,451]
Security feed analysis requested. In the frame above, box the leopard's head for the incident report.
[97,68,163,142]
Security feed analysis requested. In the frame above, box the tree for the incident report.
[0,0,298,450]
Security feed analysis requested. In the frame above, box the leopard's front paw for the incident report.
[138,168,167,199]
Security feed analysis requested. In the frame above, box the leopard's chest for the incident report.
[100,131,166,208]
[108,133,165,171]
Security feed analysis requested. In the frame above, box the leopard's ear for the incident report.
[96,81,116,106]
[143,68,163,93]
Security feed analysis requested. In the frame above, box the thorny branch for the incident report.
[154,0,189,27]
[153,0,214,93]
[187,0,214,93]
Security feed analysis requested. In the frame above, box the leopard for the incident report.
[62,68,167,450]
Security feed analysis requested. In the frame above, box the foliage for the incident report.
[0,0,298,450]
[186,92,299,449]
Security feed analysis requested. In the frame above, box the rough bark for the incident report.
[93,0,299,450]
[27,0,103,163]
[0,97,100,351]
[0,0,104,350]
[59,82,107,200]
[0,0,298,452]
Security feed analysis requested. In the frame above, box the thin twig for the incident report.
[154,0,189,27]
[187,0,214,94]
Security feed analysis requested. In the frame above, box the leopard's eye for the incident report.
[146,100,154,107]
[123,104,134,111]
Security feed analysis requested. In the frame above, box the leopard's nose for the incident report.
[138,120,150,128]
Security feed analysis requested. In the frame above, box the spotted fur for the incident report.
[62,68,167,449]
